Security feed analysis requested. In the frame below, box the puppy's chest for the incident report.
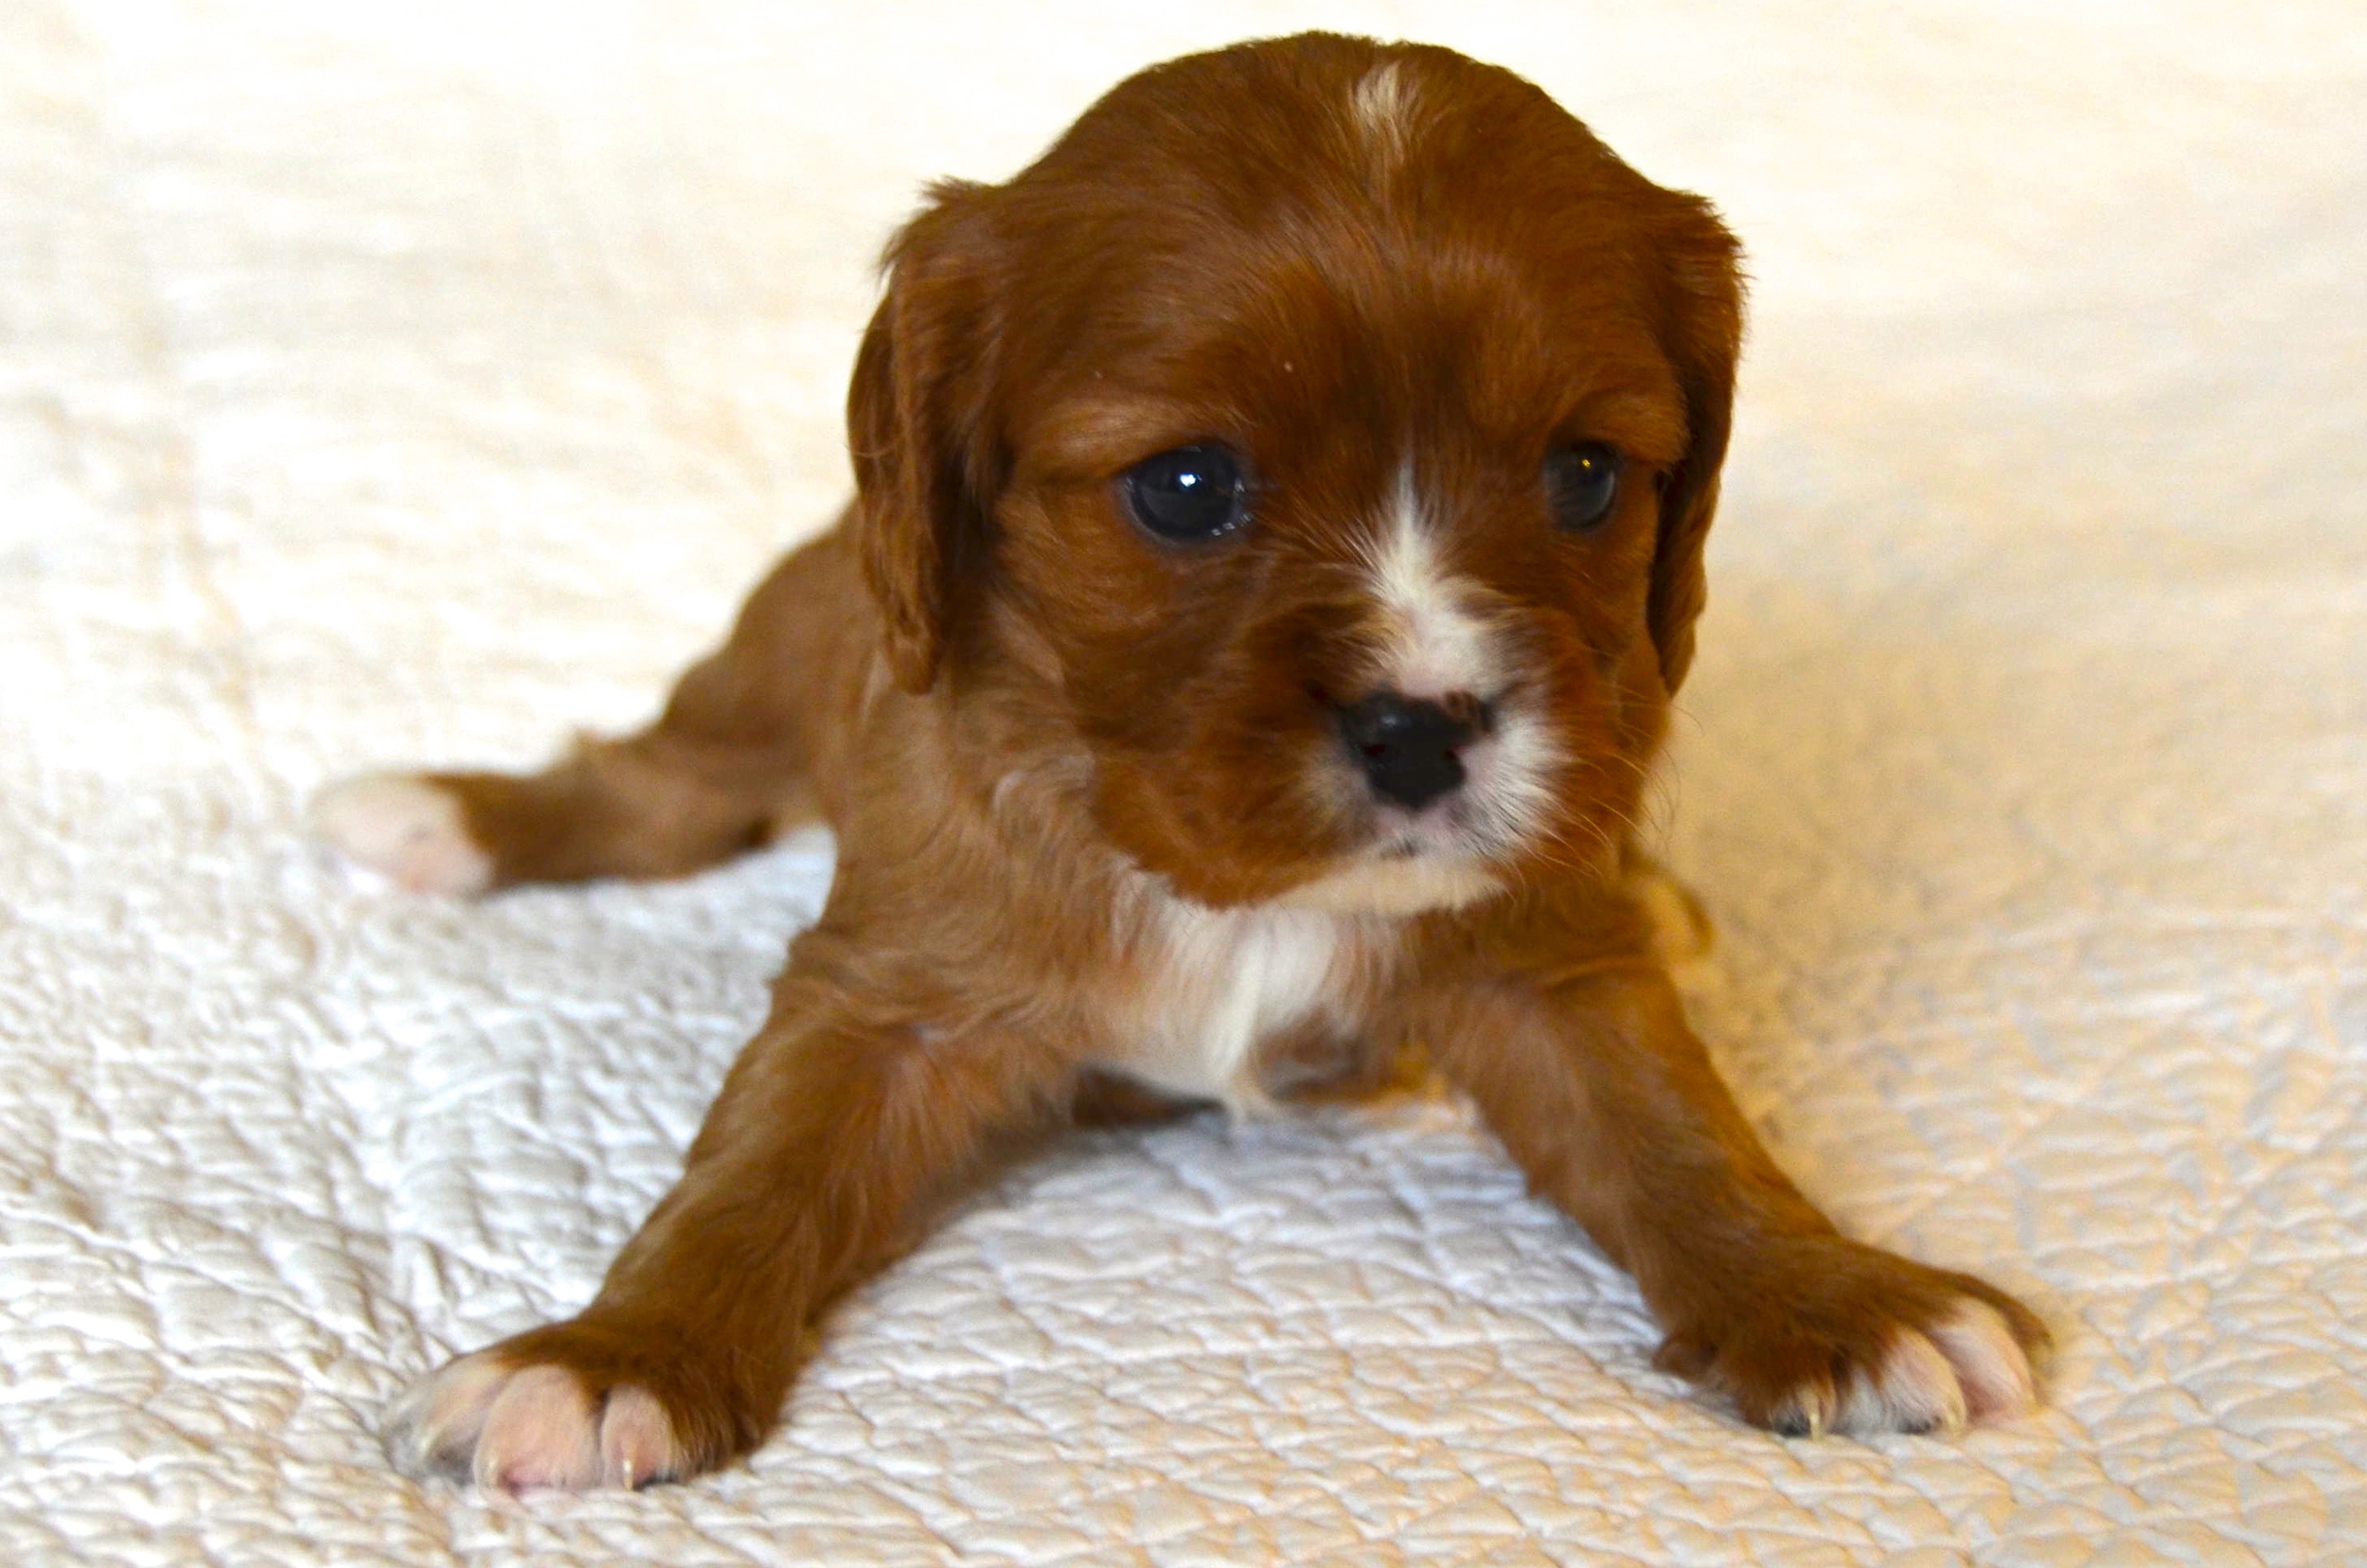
[1096,900,1384,1113]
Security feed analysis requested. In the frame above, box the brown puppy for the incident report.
[316,33,2047,1490]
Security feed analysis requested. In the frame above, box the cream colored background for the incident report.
[3,3,2360,1563]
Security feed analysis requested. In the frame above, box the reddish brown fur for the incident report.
[348,34,2046,1488]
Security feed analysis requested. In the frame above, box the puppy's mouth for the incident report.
[1273,715,1556,917]
[1362,789,1493,859]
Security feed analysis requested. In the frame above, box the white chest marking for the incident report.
[1107,898,1348,1113]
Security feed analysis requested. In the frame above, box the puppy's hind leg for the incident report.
[314,526,872,894]
[312,730,797,897]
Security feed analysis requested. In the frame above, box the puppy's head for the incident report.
[849,34,1740,913]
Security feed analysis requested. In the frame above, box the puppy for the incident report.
[317,33,2047,1490]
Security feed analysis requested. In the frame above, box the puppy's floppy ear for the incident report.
[1645,195,1744,697]
[847,180,1002,692]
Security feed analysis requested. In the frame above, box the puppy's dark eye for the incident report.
[1546,442,1623,531]
[1125,444,1250,543]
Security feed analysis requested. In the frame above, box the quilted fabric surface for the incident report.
[3,2,2361,1563]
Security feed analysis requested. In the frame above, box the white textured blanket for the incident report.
[5,3,2360,1563]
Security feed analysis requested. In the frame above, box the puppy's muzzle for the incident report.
[1335,689,1487,811]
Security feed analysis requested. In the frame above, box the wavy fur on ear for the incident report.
[1644,196,1743,697]
[846,180,1003,692]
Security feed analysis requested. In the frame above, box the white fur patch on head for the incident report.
[1350,60,1415,174]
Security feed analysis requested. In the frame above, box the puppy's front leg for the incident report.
[1428,962,2048,1436]
[386,970,1071,1489]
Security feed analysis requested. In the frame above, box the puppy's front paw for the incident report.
[385,1323,721,1490]
[311,772,493,896]
[1654,1240,2047,1438]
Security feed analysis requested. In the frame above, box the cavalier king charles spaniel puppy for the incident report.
[316,32,2047,1489]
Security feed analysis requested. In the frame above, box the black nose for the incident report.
[1336,692,1479,811]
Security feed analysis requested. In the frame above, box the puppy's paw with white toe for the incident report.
[385,1348,689,1491]
[1778,1299,2038,1437]
[311,772,493,896]
[1656,1239,2048,1439]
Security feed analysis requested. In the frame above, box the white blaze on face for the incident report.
[1363,470,1492,703]
[1330,467,1565,883]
